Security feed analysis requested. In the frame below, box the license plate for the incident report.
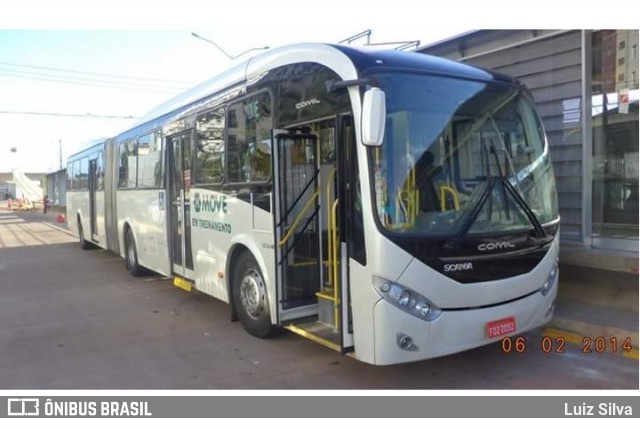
[486,316,516,338]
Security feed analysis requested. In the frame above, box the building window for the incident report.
[591,30,639,247]
[618,57,625,66]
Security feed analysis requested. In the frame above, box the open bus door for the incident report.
[271,124,353,353]
[167,131,194,281]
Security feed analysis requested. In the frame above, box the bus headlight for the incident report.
[374,276,442,322]
[398,290,411,306]
[540,261,559,296]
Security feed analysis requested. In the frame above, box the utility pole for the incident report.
[59,138,63,170]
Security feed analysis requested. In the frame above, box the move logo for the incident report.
[193,192,228,214]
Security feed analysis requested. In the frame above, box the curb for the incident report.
[560,246,639,274]
[41,221,75,238]
[548,315,638,347]
[558,265,638,311]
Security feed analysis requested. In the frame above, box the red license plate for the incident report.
[486,316,517,338]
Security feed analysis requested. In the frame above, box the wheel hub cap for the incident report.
[240,269,264,319]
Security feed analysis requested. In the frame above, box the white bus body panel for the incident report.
[67,191,105,248]
[117,189,170,276]
[189,189,275,308]
[66,191,85,238]
[348,232,414,364]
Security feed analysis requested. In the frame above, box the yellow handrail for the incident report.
[393,166,419,230]
[331,199,340,328]
[325,167,337,287]
[440,185,460,211]
[278,189,320,247]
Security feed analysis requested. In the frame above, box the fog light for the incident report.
[399,336,412,349]
[396,334,418,351]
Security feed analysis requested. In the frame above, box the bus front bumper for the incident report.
[371,286,556,365]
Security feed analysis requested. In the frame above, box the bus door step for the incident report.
[284,320,341,352]
[316,288,338,329]
[173,276,193,292]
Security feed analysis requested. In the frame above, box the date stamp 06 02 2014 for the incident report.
[500,334,635,355]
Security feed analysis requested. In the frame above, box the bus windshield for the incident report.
[370,73,559,236]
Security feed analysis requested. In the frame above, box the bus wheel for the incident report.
[78,220,92,250]
[232,252,275,338]
[125,228,144,277]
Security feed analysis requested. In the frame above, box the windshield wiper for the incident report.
[444,176,550,252]
[484,113,550,242]
[485,136,509,220]
[488,114,522,193]
[480,110,549,242]
[443,177,496,251]
[502,177,549,241]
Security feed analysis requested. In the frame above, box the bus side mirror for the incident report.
[361,88,386,147]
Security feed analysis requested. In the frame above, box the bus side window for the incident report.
[118,139,137,189]
[154,131,163,188]
[226,92,272,184]
[73,160,82,190]
[96,151,104,191]
[66,162,74,190]
[196,108,225,185]
[118,142,128,188]
[138,132,162,189]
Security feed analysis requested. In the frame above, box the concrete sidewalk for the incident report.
[545,263,638,358]
[0,201,68,227]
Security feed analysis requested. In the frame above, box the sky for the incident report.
[0,0,631,173]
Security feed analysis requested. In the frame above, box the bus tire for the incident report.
[125,227,145,277]
[232,252,275,338]
[78,219,92,250]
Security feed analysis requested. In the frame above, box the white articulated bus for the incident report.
[66,43,559,365]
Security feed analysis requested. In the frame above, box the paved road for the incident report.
[0,208,637,389]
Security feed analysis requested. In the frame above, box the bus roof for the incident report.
[114,42,520,143]
[67,138,106,163]
[331,43,518,85]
